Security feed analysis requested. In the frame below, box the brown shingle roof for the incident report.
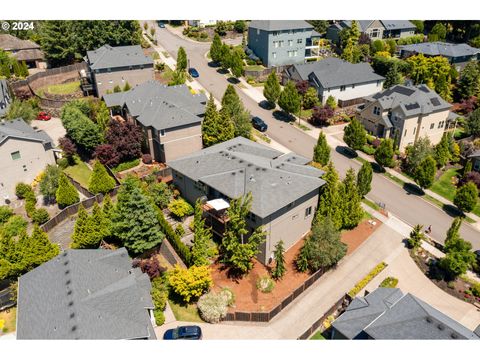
[0,34,41,51]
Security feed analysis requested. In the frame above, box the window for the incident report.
[11,151,21,160]
[279,40,284,47]
[340,85,346,91]
[109,80,113,84]
[257,29,260,35]
[272,52,277,59]
[305,206,312,218]
[288,51,293,57]
[373,106,380,116]
[352,84,355,89]
[293,50,298,56]
[438,121,445,129]
[272,31,279,36]
[371,29,380,38]
[297,38,302,44]
[430,123,435,129]
[159,129,166,137]
[288,40,293,46]
[274,41,279,48]
[377,80,381,86]
[404,129,407,136]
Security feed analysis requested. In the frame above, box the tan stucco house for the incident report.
[85,45,154,98]
[103,81,206,163]
[167,137,326,264]
[0,118,56,203]
[357,84,455,151]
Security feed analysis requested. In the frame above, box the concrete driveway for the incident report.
[31,117,65,146]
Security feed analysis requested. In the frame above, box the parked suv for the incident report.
[251,116,268,132]
[163,326,202,340]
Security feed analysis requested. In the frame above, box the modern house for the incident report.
[331,288,480,340]
[357,84,455,151]
[326,20,416,44]
[0,79,11,117]
[16,248,157,340]
[284,57,385,107]
[0,118,56,204]
[103,80,206,163]
[167,137,325,264]
[247,20,318,67]
[399,42,480,69]
[84,45,154,98]
[0,34,46,69]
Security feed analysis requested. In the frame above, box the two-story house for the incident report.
[284,57,384,107]
[103,80,206,163]
[168,137,326,264]
[326,20,416,44]
[0,79,11,117]
[357,84,455,151]
[247,20,316,67]
[399,42,480,69]
[0,118,55,203]
[85,45,154,98]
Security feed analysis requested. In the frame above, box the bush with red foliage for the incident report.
[310,105,334,127]
[58,136,77,159]
[295,80,310,97]
[371,138,381,148]
[132,257,166,279]
[458,97,478,115]
[459,171,480,191]
[142,153,153,164]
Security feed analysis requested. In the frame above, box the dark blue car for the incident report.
[188,68,199,78]
[163,325,203,340]
[251,116,268,132]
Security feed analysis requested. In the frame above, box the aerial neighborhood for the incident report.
[1,19,480,342]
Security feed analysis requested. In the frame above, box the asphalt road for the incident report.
[153,23,480,249]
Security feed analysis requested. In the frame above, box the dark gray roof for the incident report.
[17,248,156,340]
[381,20,416,31]
[168,137,325,218]
[399,42,480,58]
[333,288,479,340]
[249,20,313,32]
[103,81,206,131]
[0,118,52,146]
[468,149,480,158]
[341,20,377,32]
[86,45,153,70]
[364,84,451,118]
[0,79,11,116]
[293,57,384,88]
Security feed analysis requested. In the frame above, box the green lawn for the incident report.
[158,66,175,83]
[362,198,381,211]
[37,81,80,97]
[310,331,326,340]
[168,300,204,323]
[111,158,140,174]
[63,158,92,189]
[296,108,313,120]
[0,307,16,333]
[244,65,265,72]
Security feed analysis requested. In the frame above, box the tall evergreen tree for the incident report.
[271,240,286,280]
[210,34,223,63]
[56,173,79,208]
[39,164,61,203]
[111,179,164,254]
[341,168,364,229]
[102,194,114,237]
[221,85,252,138]
[408,224,426,250]
[384,62,403,88]
[457,61,480,100]
[177,47,188,72]
[316,162,343,229]
[191,200,215,266]
[202,94,234,147]
[278,81,301,117]
[413,155,437,190]
[313,132,330,166]
[454,182,478,214]
[374,138,395,169]
[38,21,75,66]
[343,117,367,151]
[71,205,97,249]
[19,225,60,272]
[357,161,373,198]
[88,160,116,195]
[263,70,281,108]
[446,217,462,243]
[434,133,451,168]
[229,51,244,78]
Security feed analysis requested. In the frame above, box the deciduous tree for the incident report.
[374,138,395,169]
[343,117,367,151]
[263,70,281,108]
[454,181,478,214]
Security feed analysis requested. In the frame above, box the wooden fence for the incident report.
[244,65,289,81]
[224,268,326,322]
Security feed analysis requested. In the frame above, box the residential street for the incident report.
[152,22,480,250]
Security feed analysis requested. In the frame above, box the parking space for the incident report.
[31,117,65,146]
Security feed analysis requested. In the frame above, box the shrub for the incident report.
[142,153,153,164]
[1,215,28,238]
[167,265,213,303]
[151,277,168,311]
[361,144,376,155]
[134,257,166,279]
[0,206,14,225]
[168,198,194,219]
[25,198,37,218]
[471,283,480,297]
[256,275,275,293]
[379,277,398,288]
[221,287,236,307]
[153,309,165,326]
[32,208,50,225]
[175,224,185,238]
[197,291,228,323]
[57,157,69,169]
[88,161,116,195]
[15,183,33,199]
[348,262,387,297]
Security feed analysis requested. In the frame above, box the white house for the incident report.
[284,57,385,107]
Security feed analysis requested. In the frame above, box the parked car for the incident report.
[251,116,268,132]
[158,22,165,28]
[36,111,51,121]
[163,325,202,340]
[188,68,199,78]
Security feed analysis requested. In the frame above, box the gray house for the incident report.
[468,149,480,172]
[247,20,315,67]
[284,57,384,107]
[326,20,416,44]
[85,45,154,97]
[332,288,480,340]
[103,80,206,163]
[168,137,325,264]
[17,248,157,340]
[0,79,11,117]
[399,42,480,68]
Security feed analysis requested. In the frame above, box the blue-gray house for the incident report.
[247,20,315,67]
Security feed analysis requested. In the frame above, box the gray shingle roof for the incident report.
[0,34,41,51]
[0,118,52,146]
[365,84,451,118]
[168,137,325,218]
[103,81,207,131]
[341,20,376,32]
[381,20,416,30]
[399,42,480,59]
[17,248,156,340]
[249,20,313,32]
[86,45,153,70]
[293,57,384,88]
[0,79,10,116]
[333,288,479,340]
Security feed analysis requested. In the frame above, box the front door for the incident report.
[377,124,385,137]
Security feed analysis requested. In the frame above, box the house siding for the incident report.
[317,81,384,105]
[93,66,154,98]
[156,123,203,163]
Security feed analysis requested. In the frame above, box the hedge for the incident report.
[348,262,387,298]
[379,276,398,288]
[156,208,192,266]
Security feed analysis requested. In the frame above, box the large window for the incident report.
[373,106,381,116]
[305,206,312,218]
[288,40,293,46]
[297,38,303,44]
[340,85,346,92]
[11,151,21,160]
[272,52,277,59]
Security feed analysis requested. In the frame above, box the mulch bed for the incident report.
[210,218,382,313]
